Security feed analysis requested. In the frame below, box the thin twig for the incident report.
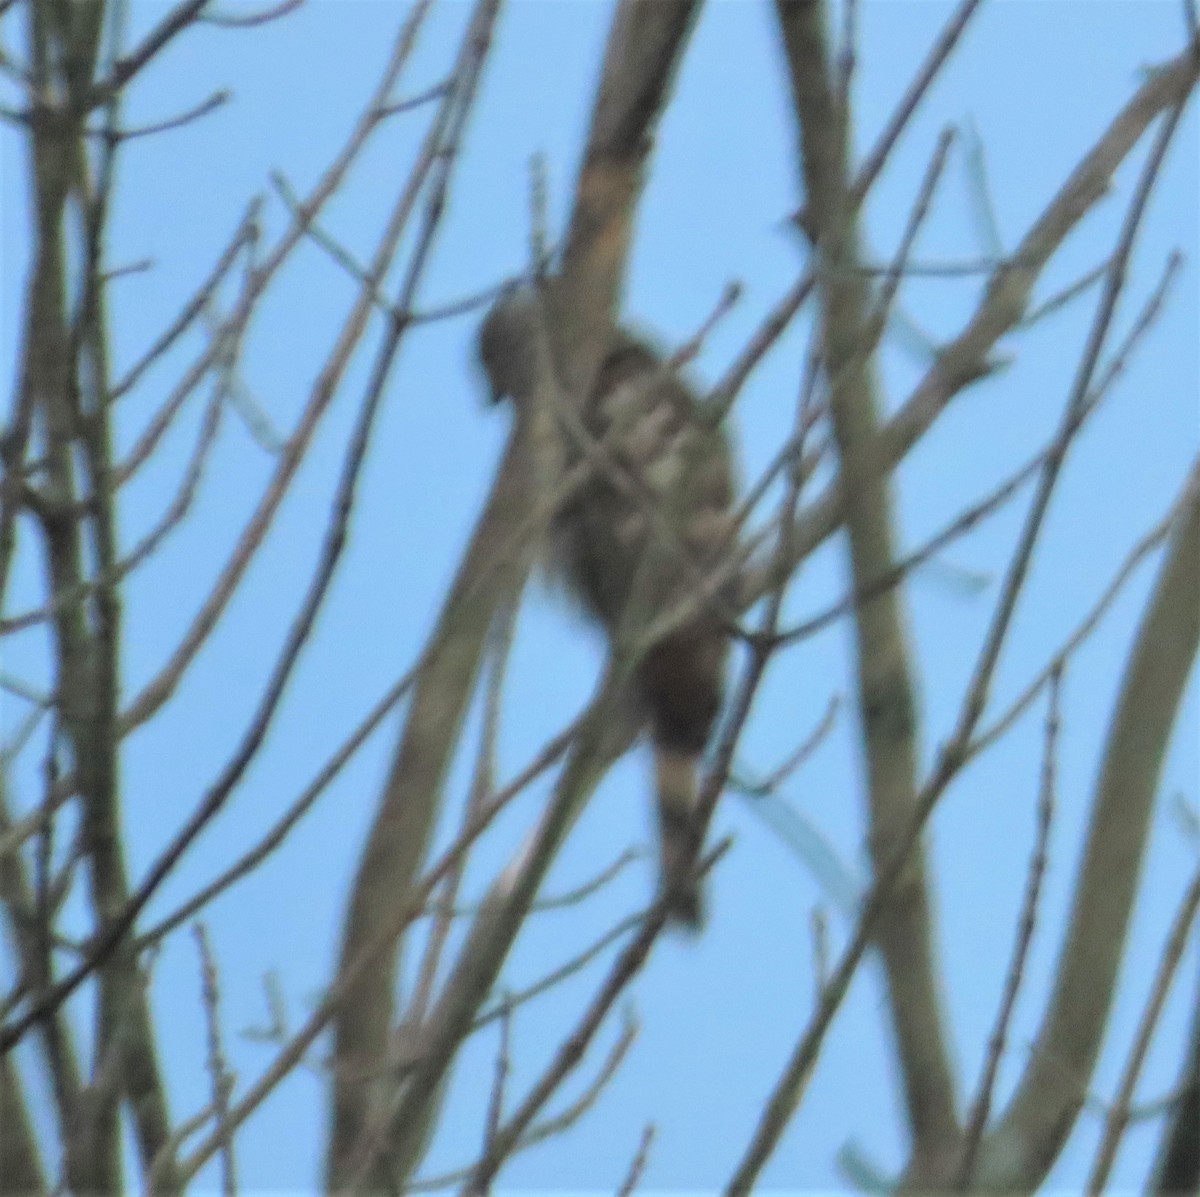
[1085,869,1200,1194]
[116,0,438,734]
[849,0,984,208]
[472,909,642,1032]
[437,847,645,923]
[482,995,513,1158]
[101,256,155,283]
[137,690,577,952]
[100,0,211,99]
[1021,257,1112,328]
[407,1015,640,1194]
[193,924,237,1197]
[199,0,304,28]
[810,907,829,1001]
[958,666,1062,1185]
[529,151,550,278]
[271,170,392,314]
[167,703,581,1186]
[461,847,729,1192]
[375,79,451,118]
[968,479,1184,761]
[615,1123,656,1197]
[409,600,518,1027]
[758,695,841,793]
[516,1011,639,1149]
[707,272,814,424]
[773,436,1044,648]
[0,0,473,1054]
[109,198,259,402]
[104,88,228,139]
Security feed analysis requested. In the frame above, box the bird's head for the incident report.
[476,283,545,406]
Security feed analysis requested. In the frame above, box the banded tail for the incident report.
[653,745,706,930]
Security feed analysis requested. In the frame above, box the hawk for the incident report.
[478,287,737,928]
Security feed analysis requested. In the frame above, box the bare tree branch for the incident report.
[98,0,211,99]
[773,0,958,1170]
[1149,976,1200,1195]
[1087,869,1200,1194]
[117,0,438,734]
[974,456,1200,1189]
[849,0,983,209]
[0,773,82,1180]
[958,667,1062,1185]
[0,0,477,1067]
[193,923,237,1197]
[327,2,704,1187]
[0,1047,46,1195]
[461,850,723,1192]
[757,44,1200,602]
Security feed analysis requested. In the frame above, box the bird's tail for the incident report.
[653,745,705,930]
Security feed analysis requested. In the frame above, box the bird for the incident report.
[478,286,737,928]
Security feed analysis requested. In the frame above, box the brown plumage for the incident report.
[479,289,736,928]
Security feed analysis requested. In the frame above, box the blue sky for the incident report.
[1,0,1197,1192]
